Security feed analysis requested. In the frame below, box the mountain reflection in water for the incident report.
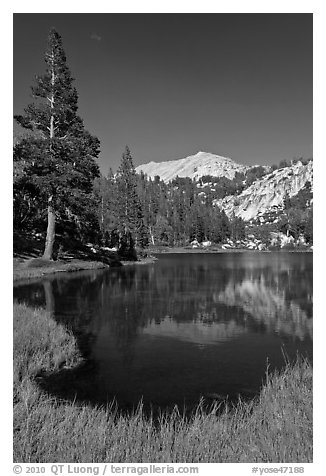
[14,252,312,410]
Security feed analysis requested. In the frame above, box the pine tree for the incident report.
[14,29,100,259]
[115,146,144,258]
[93,169,120,246]
[153,215,173,245]
[230,215,246,241]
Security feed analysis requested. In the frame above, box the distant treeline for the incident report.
[14,145,247,259]
[13,28,313,260]
[14,143,313,260]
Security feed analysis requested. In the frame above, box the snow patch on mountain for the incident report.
[214,160,313,221]
[136,151,254,182]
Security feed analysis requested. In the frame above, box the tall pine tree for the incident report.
[115,146,145,258]
[14,29,100,259]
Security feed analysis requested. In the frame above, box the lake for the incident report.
[14,252,313,412]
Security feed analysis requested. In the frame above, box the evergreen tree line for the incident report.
[93,161,246,257]
[13,28,312,260]
[14,132,246,259]
[13,28,245,260]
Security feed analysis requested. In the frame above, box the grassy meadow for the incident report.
[13,302,313,463]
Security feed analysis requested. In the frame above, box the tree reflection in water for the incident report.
[14,252,312,411]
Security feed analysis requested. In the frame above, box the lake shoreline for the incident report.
[13,247,312,283]
[13,301,312,463]
[13,255,158,283]
[13,258,110,283]
[149,246,313,254]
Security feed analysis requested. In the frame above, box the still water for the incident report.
[14,252,312,411]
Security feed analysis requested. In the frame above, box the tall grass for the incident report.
[13,303,312,463]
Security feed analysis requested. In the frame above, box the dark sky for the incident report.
[13,13,313,175]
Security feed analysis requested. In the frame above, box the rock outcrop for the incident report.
[214,160,313,221]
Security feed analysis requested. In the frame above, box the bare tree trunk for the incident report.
[43,197,56,259]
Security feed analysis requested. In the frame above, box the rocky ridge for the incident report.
[136,151,258,182]
[214,160,313,221]
[136,150,313,223]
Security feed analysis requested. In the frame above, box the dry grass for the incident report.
[13,303,313,463]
